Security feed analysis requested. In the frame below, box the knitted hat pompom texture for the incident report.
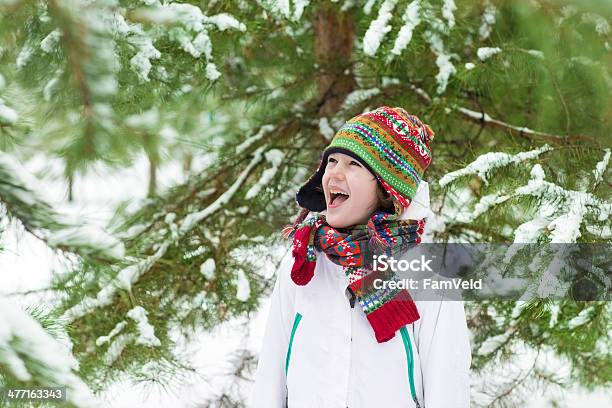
[296,106,435,213]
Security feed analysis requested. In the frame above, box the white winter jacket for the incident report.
[249,182,472,408]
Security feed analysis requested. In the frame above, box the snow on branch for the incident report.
[361,0,457,90]
[95,321,127,347]
[424,28,456,95]
[477,302,527,356]
[0,96,18,125]
[335,81,593,146]
[389,0,421,58]
[477,325,518,356]
[478,0,496,41]
[441,0,456,29]
[477,46,501,61]
[245,149,284,199]
[179,146,266,234]
[0,152,124,260]
[442,148,611,244]
[472,46,545,64]
[439,144,553,187]
[441,156,608,297]
[131,4,246,32]
[47,0,120,140]
[566,305,595,329]
[61,146,267,323]
[0,296,100,408]
[439,132,609,243]
[236,124,275,154]
[129,4,246,81]
[340,88,381,112]
[454,192,512,224]
[512,164,611,243]
[95,306,163,356]
[363,0,398,56]
[251,0,310,21]
[592,148,610,187]
[127,306,161,347]
[451,105,593,144]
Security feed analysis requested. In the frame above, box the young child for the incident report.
[249,106,472,408]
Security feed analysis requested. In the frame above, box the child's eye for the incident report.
[350,160,361,166]
[328,157,337,163]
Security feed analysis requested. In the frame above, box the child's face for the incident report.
[322,152,380,228]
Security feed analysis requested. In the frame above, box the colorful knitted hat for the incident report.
[296,106,435,213]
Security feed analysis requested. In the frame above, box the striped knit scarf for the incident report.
[288,211,425,343]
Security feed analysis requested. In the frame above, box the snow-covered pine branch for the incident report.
[478,0,496,41]
[61,146,267,323]
[252,0,311,22]
[0,95,18,125]
[355,0,460,94]
[512,164,610,243]
[0,152,124,260]
[45,0,120,143]
[129,4,246,82]
[592,148,610,188]
[440,146,610,243]
[340,87,381,112]
[245,149,284,199]
[439,144,553,187]
[388,0,421,59]
[0,296,100,408]
[444,151,609,300]
[363,0,398,57]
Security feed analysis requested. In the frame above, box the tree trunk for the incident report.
[313,4,357,118]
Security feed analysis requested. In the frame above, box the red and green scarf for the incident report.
[288,210,425,343]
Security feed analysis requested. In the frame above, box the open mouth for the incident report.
[329,190,350,207]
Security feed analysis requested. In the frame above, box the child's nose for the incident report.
[327,163,347,180]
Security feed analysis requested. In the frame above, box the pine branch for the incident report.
[46,0,120,164]
[0,152,124,261]
[0,296,100,408]
[486,349,541,407]
[406,83,599,146]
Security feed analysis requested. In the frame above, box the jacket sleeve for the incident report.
[415,294,472,408]
[248,255,296,408]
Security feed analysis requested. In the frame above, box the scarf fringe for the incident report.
[366,289,421,343]
[281,225,295,239]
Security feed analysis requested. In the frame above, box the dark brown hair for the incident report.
[376,183,395,214]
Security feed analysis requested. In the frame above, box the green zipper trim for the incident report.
[285,312,303,375]
[400,326,419,405]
